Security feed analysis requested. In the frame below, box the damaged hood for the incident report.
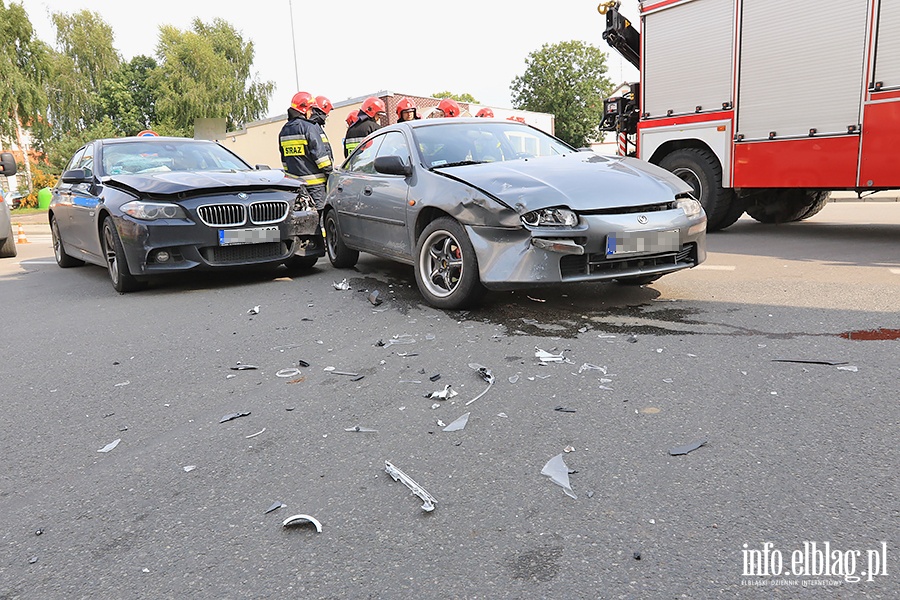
[439,153,692,213]
[103,170,301,196]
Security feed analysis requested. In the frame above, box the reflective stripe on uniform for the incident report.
[315,156,332,169]
[299,174,327,185]
[280,133,308,157]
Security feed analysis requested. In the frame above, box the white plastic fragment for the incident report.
[426,385,458,400]
[836,365,858,372]
[183,465,196,472]
[333,278,350,290]
[535,348,565,363]
[276,368,302,378]
[465,363,495,406]
[114,380,130,387]
[98,438,121,453]
[245,428,266,439]
[384,460,436,512]
[247,305,260,315]
[282,514,323,532]
[541,453,577,499]
[344,425,377,433]
[442,412,470,432]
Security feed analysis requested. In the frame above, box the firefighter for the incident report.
[475,107,494,118]
[313,96,333,125]
[278,91,334,211]
[431,97,461,118]
[344,96,385,158]
[396,97,419,122]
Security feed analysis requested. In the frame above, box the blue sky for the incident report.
[20,0,641,119]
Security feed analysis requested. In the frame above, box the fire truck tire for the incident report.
[745,190,828,224]
[658,148,735,231]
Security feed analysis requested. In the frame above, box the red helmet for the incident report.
[346,111,359,126]
[437,98,460,118]
[290,91,315,112]
[396,97,417,118]
[315,95,333,115]
[475,107,494,118]
[361,96,387,118]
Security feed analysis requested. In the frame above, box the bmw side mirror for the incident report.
[0,152,16,176]
[374,155,412,177]
[61,168,90,184]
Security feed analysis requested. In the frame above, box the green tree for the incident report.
[44,116,119,174]
[432,91,479,103]
[0,1,51,143]
[98,55,159,136]
[46,10,121,136]
[153,18,273,135]
[511,40,612,148]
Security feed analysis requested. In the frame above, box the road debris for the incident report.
[541,453,577,499]
[97,438,121,453]
[323,367,360,376]
[276,368,302,378]
[669,439,708,456]
[245,428,266,439]
[344,425,378,433]
[535,348,565,363]
[282,514,323,533]
[564,445,576,453]
[527,296,546,303]
[578,363,607,374]
[219,412,251,423]
[384,460,436,512]
[265,501,285,514]
[247,305,260,315]
[465,363,495,406]
[230,363,258,371]
[368,290,383,306]
[183,465,196,472]
[429,374,441,382]
[836,365,859,372]
[425,384,458,400]
[377,335,416,348]
[442,412,470,432]
[333,278,350,290]
[297,359,310,368]
[554,407,577,413]
[114,380,130,387]
[508,374,519,384]
[772,359,848,366]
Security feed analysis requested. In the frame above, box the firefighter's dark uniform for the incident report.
[343,112,381,158]
[279,110,333,210]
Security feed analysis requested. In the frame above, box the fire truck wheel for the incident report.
[658,148,736,232]
[745,190,829,224]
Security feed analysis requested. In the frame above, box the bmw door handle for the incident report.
[363,186,373,196]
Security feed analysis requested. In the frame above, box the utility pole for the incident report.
[288,1,299,92]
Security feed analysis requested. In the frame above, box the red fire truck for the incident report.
[598,0,900,231]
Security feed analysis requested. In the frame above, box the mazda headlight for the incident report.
[676,196,703,218]
[521,207,578,227]
[122,200,187,220]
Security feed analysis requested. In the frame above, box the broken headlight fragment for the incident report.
[384,460,436,512]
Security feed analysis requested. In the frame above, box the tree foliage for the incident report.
[0,1,51,142]
[98,55,159,136]
[510,40,613,148]
[432,91,479,104]
[153,18,273,136]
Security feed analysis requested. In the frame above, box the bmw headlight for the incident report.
[122,200,187,220]
[521,207,579,227]
[676,196,703,218]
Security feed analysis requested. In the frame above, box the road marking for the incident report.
[696,265,736,271]
[19,260,57,265]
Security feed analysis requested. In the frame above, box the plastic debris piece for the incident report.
[226,374,237,379]
[282,514,323,532]
[772,359,848,366]
[508,374,519,384]
[497,412,508,418]
[323,367,360,376]
[384,460,436,512]
[265,501,285,514]
[220,411,251,423]
[564,445,576,453]
[627,334,638,343]
[535,348,565,363]
[426,384,458,400]
[397,352,418,357]
[442,412,470,432]
[431,403,441,409]
[98,438,121,453]
[333,278,350,290]
[297,359,310,368]
[246,428,266,439]
[230,364,258,370]
[28,556,38,564]
[183,465,196,472]
[286,377,306,384]
[247,305,260,315]
[541,453,577,499]
[429,374,441,382]
[465,363,495,406]
[669,439,708,456]
[586,491,594,498]
[351,374,365,381]
[578,363,607,374]
[344,425,378,433]
[425,333,436,341]
[276,368,302,378]
[368,290,383,306]
[527,296,546,303]
[399,380,422,384]
[436,420,446,427]
[555,407,576,413]
[35,529,43,536]
[633,551,641,560]
[836,365,858,372]
[114,380,130,387]
[380,335,415,347]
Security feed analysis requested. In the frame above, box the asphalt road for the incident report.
[1,203,897,599]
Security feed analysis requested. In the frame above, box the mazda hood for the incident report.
[437,153,693,213]
[103,170,302,197]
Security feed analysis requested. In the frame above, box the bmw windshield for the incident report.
[100,140,252,176]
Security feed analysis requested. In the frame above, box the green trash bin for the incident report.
[37,187,52,210]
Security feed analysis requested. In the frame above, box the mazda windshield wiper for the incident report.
[432,160,484,168]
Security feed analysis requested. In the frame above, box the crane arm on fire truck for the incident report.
[598,1,639,70]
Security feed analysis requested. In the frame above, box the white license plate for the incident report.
[606,230,680,256]
[219,226,280,246]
